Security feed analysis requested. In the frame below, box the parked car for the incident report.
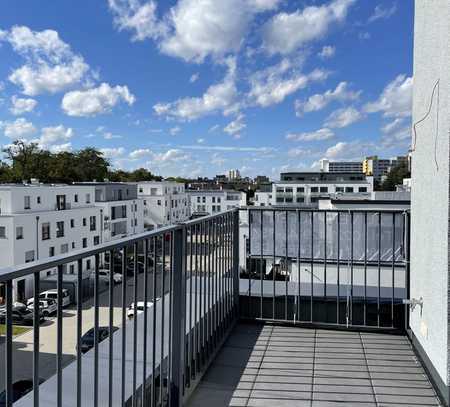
[93,269,122,284]
[79,326,119,354]
[127,301,153,319]
[39,289,71,307]
[0,308,44,326]
[26,298,57,317]
[0,379,44,406]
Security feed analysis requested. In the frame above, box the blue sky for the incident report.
[0,0,413,179]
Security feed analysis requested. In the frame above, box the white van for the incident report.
[39,289,71,307]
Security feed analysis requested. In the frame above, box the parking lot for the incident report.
[0,268,170,392]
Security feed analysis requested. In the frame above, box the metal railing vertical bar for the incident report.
[260,210,263,319]
[324,211,327,298]
[151,237,157,407]
[337,212,341,324]
[5,280,13,407]
[392,212,396,328]
[188,226,193,383]
[285,211,288,321]
[350,212,354,326]
[93,253,100,407]
[33,271,40,407]
[160,234,166,405]
[233,210,240,318]
[56,264,63,407]
[76,258,83,407]
[132,242,138,407]
[248,210,252,317]
[364,213,368,327]
[142,240,149,405]
[199,222,204,368]
[310,211,314,323]
[297,210,301,323]
[194,224,198,375]
[121,246,127,407]
[272,210,276,320]
[378,212,381,328]
[213,219,218,344]
[207,219,212,354]
[108,250,114,407]
[168,231,174,407]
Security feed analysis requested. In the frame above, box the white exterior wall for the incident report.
[254,191,272,207]
[188,190,246,215]
[411,0,450,386]
[138,182,189,229]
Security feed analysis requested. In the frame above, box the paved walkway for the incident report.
[187,323,442,407]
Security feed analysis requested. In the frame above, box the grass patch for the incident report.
[0,324,31,336]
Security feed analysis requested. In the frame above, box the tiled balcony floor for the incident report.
[187,323,442,407]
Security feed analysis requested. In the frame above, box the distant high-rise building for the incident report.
[320,159,363,173]
[228,169,241,180]
[363,156,407,182]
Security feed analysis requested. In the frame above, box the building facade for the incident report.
[187,190,246,216]
[0,184,102,300]
[137,181,189,230]
[320,159,363,173]
[363,155,408,182]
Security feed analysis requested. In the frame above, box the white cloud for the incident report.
[103,132,122,139]
[324,141,371,160]
[169,126,181,136]
[295,81,360,116]
[129,148,153,160]
[2,26,89,95]
[288,147,312,158]
[61,82,135,117]
[248,59,328,107]
[10,95,37,115]
[31,125,74,150]
[318,45,336,59]
[325,107,363,128]
[197,138,205,144]
[4,117,37,139]
[209,124,220,132]
[101,147,126,158]
[153,57,237,120]
[364,74,412,118]
[153,148,190,163]
[262,0,356,55]
[286,128,334,142]
[190,73,199,83]
[109,0,281,63]
[224,114,246,136]
[368,3,397,23]
[108,0,166,41]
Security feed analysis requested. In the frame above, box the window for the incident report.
[60,244,69,254]
[16,227,23,240]
[297,187,305,193]
[42,223,50,240]
[297,197,304,203]
[276,197,284,203]
[37,196,41,204]
[359,187,368,193]
[86,193,91,204]
[320,187,328,193]
[285,197,293,203]
[217,197,221,203]
[90,216,96,231]
[72,242,76,249]
[336,187,344,193]
[157,200,161,206]
[197,197,200,203]
[202,196,206,203]
[24,196,31,209]
[0,226,6,238]
[111,205,127,220]
[212,197,216,203]
[74,194,78,203]
[310,197,319,203]
[285,187,293,193]
[139,187,143,193]
[86,259,91,270]
[25,250,35,263]
[94,236,100,245]
[311,187,319,193]
[345,187,354,193]
[56,221,64,238]
[49,247,55,257]
[70,219,75,228]
[276,188,284,193]
[82,238,87,248]
[83,218,87,227]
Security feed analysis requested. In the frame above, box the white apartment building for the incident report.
[75,182,145,240]
[254,172,373,207]
[188,190,247,216]
[137,181,189,230]
[319,159,363,173]
[0,184,102,301]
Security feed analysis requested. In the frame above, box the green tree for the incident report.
[74,148,110,181]
[2,141,47,182]
[380,162,410,191]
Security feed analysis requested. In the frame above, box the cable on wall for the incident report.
[411,79,440,171]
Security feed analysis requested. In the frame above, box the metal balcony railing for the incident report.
[240,207,410,330]
[0,207,411,406]
[0,210,239,407]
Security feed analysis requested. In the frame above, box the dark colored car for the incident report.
[79,326,119,354]
[0,379,44,406]
[0,308,44,326]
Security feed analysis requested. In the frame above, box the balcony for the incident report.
[0,208,442,406]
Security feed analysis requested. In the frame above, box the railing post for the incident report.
[170,227,186,407]
[233,210,240,317]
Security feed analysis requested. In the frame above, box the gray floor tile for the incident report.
[313,384,374,394]
[250,389,312,400]
[312,402,376,407]
[247,398,311,407]
[375,393,441,405]
[313,391,376,403]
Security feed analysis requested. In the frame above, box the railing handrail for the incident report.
[240,206,410,214]
[0,208,238,284]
